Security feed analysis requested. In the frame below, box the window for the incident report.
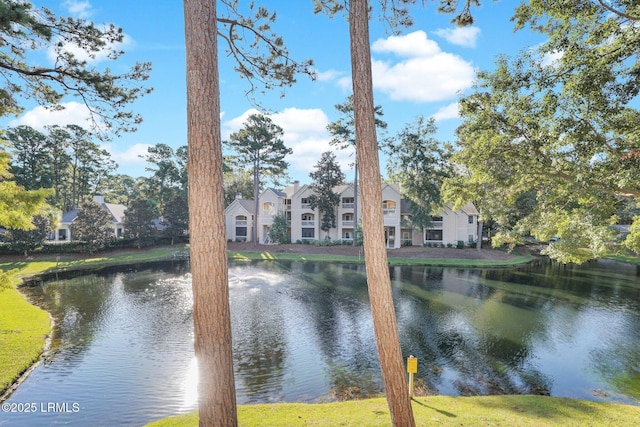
[342,197,354,208]
[263,202,275,215]
[302,228,315,238]
[431,216,443,222]
[301,213,314,226]
[425,229,443,241]
[236,227,247,237]
[468,215,474,224]
[468,234,474,243]
[383,200,396,215]
[301,197,312,208]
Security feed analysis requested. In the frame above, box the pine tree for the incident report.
[308,152,345,236]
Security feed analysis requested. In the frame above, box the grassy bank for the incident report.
[146,395,640,427]
[0,278,50,397]
[228,250,534,267]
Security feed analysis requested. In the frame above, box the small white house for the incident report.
[54,194,126,241]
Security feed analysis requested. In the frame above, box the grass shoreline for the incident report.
[2,245,638,426]
[145,396,640,427]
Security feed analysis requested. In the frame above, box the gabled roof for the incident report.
[59,202,127,225]
[291,183,312,198]
[458,202,479,216]
[61,209,79,223]
[260,188,287,198]
[333,183,356,196]
[104,203,126,223]
[224,198,255,215]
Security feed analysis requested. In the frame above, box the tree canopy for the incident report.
[69,201,113,253]
[0,0,152,136]
[446,0,640,263]
[225,113,291,244]
[0,144,50,230]
[309,151,345,234]
[386,116,453,228]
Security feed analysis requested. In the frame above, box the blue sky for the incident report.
[9,1,545,185]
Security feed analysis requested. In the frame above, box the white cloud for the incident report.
[315,69,351,92]
[371,31,475,103]
[372,31,441,57]
[432,102,460,122]
[101,142,152,169]
[46,25,132,65]
[223,108,354,182]
[63,0,93,19]
[315,69,344,82]
[9,102,93,130]
[221,108,260,140]
[542,50,564,67]
[433,26,481,48]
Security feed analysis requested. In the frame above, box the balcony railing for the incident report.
[342,202,354,209]
[301,220,315,226]
[301,203,312,209]
[383,208,396,216]
[342,220,354,227]
[235,220,248,226]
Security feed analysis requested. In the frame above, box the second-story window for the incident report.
[342,197,354,208]
[263,202,275,215]
[383,200,396,215]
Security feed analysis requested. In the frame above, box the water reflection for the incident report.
[5,259,639,426]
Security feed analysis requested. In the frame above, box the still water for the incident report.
[3,259,640,426]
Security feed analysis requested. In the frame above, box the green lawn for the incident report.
[146,396,640,427]
[228,250,533,267]
[0,280,50,395]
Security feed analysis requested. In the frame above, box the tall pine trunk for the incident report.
[184,1,238,426]
[349,1,416,425]
[253,158,260,245]
[353,160,358,246]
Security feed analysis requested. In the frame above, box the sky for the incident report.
[8,1,547,185]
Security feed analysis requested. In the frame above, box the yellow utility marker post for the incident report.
[407,355,417,397]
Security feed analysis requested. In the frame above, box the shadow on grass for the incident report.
[472,395,608,423]
[0,262,28,273]
[411,397,457,418]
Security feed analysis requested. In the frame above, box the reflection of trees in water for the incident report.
[230,267,288,402]
[288,262,382,398]
[396,267,553,396]
[25,274,116,365]
[589,308,640,401]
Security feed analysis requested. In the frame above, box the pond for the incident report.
[3,259,640,426]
